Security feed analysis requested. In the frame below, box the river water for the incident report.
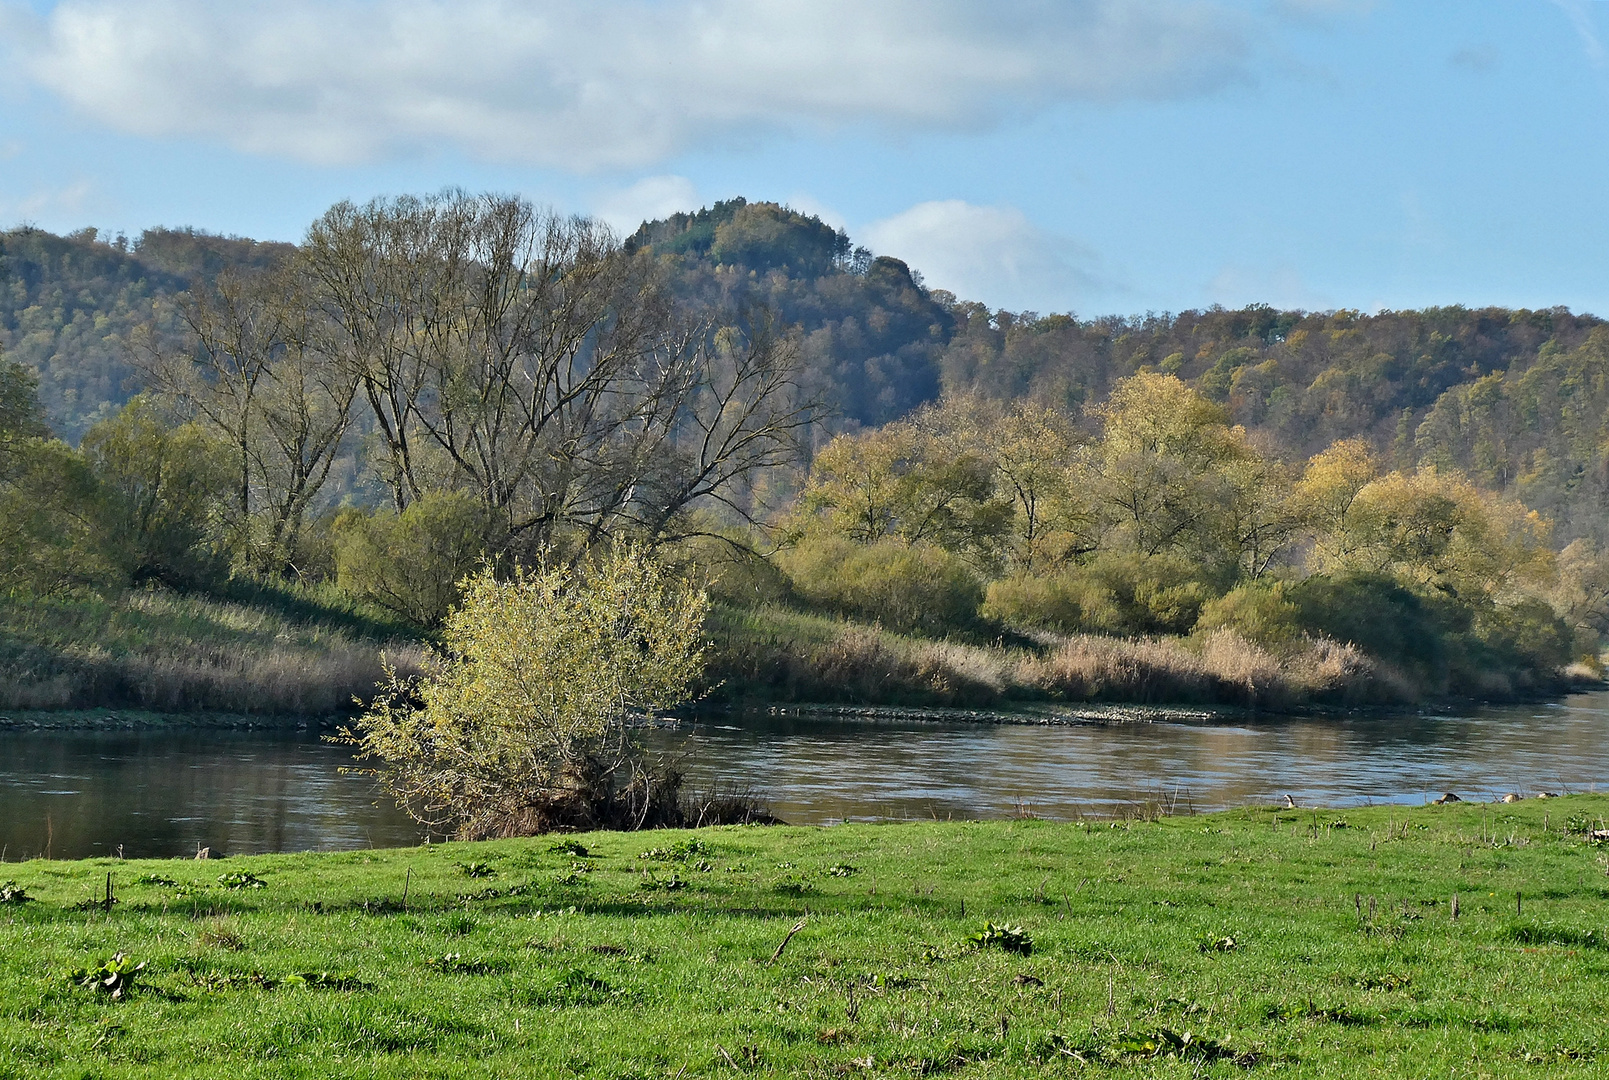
[2,693,1607,860]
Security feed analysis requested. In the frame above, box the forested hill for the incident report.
[938,304,1609,544]
[7,202,1609,541]
[626,198,950,425]
[0,226,293,439]
[623,200,1609,546]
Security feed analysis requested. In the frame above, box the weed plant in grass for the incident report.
[3,798,1609,1076]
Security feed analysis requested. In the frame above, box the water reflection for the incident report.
[652,694,1609,824]
[2,693,1607,859]
[0,727,422,860]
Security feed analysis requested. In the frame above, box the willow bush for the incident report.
[349,545,708,838]
[781,535,983,634]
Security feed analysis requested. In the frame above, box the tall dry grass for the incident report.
[705,603,1400,709]
[0,588,424,714]
[1021,630,1380,708]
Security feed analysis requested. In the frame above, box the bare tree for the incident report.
[302,191,814,555]
[630,312,816,542]
[135,264,359,576]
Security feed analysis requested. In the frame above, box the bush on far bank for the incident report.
[781,534,984,635]
[982,552,1217,638]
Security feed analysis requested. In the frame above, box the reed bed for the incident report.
[706,603,1397,709]
[0,588,423,715]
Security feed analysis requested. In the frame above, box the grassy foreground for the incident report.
[4,799,1609,1077]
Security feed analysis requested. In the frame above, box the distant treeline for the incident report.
[6,202,1608,548]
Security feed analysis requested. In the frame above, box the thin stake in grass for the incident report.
[402,866,411,912]
[769,917,807,963]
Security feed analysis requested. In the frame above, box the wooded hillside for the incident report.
[8,205,1605,543]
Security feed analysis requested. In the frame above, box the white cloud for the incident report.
[9,0,1254,170]
[1,177,95,224]
[1203,263,1329,311]
[1550,0,1606,67]
[593,175,699,234]
[863,200,1109,313]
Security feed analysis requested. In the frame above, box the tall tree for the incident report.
[1087,372,1250,567]
[136,264,360,576]
[303,191,809,554]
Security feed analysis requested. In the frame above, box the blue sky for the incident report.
[2,0,1608,316]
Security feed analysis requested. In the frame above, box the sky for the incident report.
[2,0,1609,317]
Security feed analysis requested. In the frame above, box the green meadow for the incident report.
[3,797,1608,1078]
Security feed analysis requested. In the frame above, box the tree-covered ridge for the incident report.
[629,198,949,425]
[1414,328,1609,545]
[0,226,293,440]
[938,305,1609,547]
[940,304,1602,453]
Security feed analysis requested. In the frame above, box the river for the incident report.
[2,693,1607,860]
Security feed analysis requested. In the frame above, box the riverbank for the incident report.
[704,603,1604,712]
[2,589,1599,728]
[3,797,1607,1077]
[0,709,346,730]
[0,586,425,715]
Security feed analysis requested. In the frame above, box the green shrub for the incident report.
[0,437,115,596]
[663,534,792,608]
[1082,553,1217,636]
[982,571,1105,634]
[352,545,708,838]
[332,492,492,626]
[81,397,231,589]
[1287,573,1452,679]
[1193,582,1304,650]
[1468,597,1575,676]
[983,553,1214,637]
[781,535,982,634]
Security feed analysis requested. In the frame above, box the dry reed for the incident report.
[707,604,1399,709]
[0,589,424,714]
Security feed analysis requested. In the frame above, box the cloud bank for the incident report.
[10,0,1253,170]
[864,200,1109,313]
[594,175,701,234]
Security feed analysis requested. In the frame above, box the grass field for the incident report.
[3,797,1609,1077]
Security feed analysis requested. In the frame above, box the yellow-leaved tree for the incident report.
[349,544,709,838]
